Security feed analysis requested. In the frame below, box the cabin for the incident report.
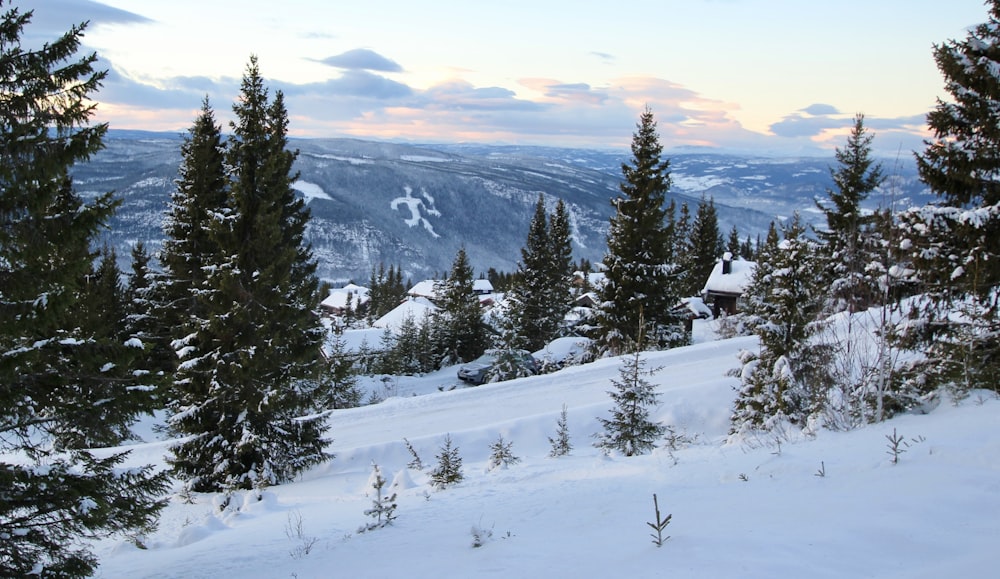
[320,283,370,317]
[701,252,756,318]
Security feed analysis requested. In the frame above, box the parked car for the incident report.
[457,349,538,385]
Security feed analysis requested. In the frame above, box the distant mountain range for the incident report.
[75,130,933,284]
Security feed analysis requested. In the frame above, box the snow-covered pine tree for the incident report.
[431,247,488,366]
[430,434,464,489]
[167,58,330,492]
[815,113,886,315]
[594,321,666,456]
[360,462,397,531]
[731,215,832,434]
[487,434,521,470]
[318,331,362,409]
[547,198,575,334]
[0,5,169,575]
[894,1,1000,401]
[594,107,687,355]
[679,196,723,298]
[548,404,573,457]
[727,226,742,258]
[506,194,555,352]
[125,241,173,380]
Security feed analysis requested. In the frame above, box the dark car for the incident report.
[457,349,538,385]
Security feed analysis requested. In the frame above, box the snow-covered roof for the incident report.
[372,297,437,332]
[407,279,438,299]
[321,284,370,310]
[685,296,714,318]
[702,255,756,296]
[473,279,493,293]
[574,271,607,289]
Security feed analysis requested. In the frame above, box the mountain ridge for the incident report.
[77,131,930,283]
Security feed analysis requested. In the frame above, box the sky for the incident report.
[15,0,994,155]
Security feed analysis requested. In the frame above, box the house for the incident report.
[320,283,370,317]
[701,252,756,318]
[408,278,496,306]
[473,278,493,295]
[407,279,438,301]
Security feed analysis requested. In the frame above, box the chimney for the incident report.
[722,251,733,275]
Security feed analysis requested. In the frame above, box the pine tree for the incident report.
[432,247,488,365]
[548,404,573,457]
[547,198,575,328]
[507,194,554,351]
[594,324,666,457]
[726,226,742,258]
[167,57,330,492]
[430,434,464,489]
[487,434,521,470]
[159,96,228,327]
[0,5,168,575]
[731,215,831,434]
[359,462,397,531]
[680,196,723,297]
[595,107,687,355]
[815,113,886,314]
[318,331,362,409]
[895,2,1000,400]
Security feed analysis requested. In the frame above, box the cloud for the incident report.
[591,51,616,63]
[318,49,403,73]
[800,103,840,116]
[520,79,609,105]
[16,0,151,39]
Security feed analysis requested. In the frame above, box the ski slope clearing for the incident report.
[93,334,998,578]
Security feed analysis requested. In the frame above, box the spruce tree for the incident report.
[0,5,168,575]
[895,1,1000,400]
[815,113,885,314]
[680,196,723,297]
[507,194,553,351]
[430,434,464,489]
[432,247,488,365]
[595,107,687,355]
[594,324,666,456]
[167,58,330,492]
[731,215,831,434]
[726,226,742,258]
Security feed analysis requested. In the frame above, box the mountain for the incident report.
[76,131,932,283]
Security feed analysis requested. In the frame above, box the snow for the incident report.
[320,284,370,311]
[84,322,997,578]
[291,180,333,203]
[702,256,756,295]
[371,297,437,332]
[391,185,441,238]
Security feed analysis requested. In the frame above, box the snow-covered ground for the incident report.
[92,322,999,578]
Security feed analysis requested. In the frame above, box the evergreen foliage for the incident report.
[318,331,362,409]
[594,107,687,355]
[679,196,723,297]
[505,194,575,352]
[430,434,464,489]
[487,434,521,470]
[548,404,573,457]
[431,248,489,366]
[731,216,832,433]
[0,5,169,575]
[594,323,666,456]
[367,263,407,323]
[894,1,1000,401]
[815,113,886,314]
[359,462,397,531]
[166,57,330,492]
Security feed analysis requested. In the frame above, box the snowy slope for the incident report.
[91,328,998,578]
